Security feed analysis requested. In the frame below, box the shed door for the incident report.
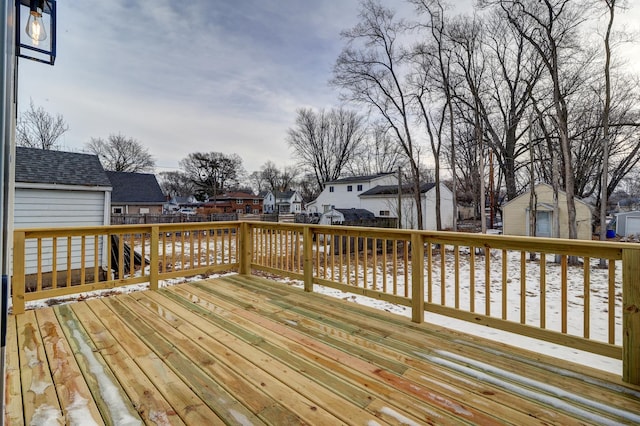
[626,216,640,236]
[536,211,552,237]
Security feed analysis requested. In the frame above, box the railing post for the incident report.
[411,233,425,323]
[239,222,251,275]
[623,247,640,385]
[303,226,313,293]
[12,231,25,315]
[149,226,159,291]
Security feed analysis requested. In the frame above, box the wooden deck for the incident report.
[5,275,640,425]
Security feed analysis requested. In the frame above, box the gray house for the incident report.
[14,147,112,280]
[106,171,165,215]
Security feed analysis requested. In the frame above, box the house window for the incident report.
[253,209,260,214]
[112,207,123,214]
[236,209,243,214]
[357,184,363,191]
[347,185,353,192]
[236,199,244,204]
[139,208,150,214]
[379,210,390,216]
[329,186,334,192]
[253,199,260,204]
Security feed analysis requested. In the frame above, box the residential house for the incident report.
[305,173,396,214]
[306,173,454,230]
[106,171,165,215]
[263,190,303,214]
[502,183,592,240]
[14,147,112,280]
[202,192,263,214]
[359,182,454,230]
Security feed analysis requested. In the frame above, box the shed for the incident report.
[14,147,112,282]
[502,183,592,240]
[615,211,640,237]
[106,171,165,215]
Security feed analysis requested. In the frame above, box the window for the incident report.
[253,209,260,214]
[236,209,243,214]
[357,184,363,191]
[236,199,244,204]
[112,207,123,214]
[329,186,334,192]
[253,199,260,204]
[347,185,353,192]
[379,210,390,216]
[139,208,150,214]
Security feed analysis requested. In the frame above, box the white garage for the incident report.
[615,211,640,237]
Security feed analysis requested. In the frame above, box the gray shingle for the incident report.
[106,171,165,203]
[15,147,111,187]
[360,182,436,196]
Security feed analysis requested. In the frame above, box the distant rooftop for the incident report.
[106,171,165,203]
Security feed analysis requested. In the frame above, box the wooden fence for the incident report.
[12,221,640,384]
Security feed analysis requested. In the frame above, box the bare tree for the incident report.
[158,171,194,198]
[259,161,300,192]
[179,152,245,201]
[494,0,594,240]
[86,134,155,173]
[287,107,365,193]
[347,122,405,176]
[332,0,425,229]
[17,100,69,150]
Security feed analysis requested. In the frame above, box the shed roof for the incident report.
[15,147,111,187]
[106,171,165,203]
[334,208,375,221]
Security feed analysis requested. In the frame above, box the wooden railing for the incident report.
[12,222,240,313]
[12,221,640,384]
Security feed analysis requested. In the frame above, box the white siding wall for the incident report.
[14,187,109,274]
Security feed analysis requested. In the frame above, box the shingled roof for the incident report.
[360,182,436,196]
[106,171,165,203]
[15,147,112,187]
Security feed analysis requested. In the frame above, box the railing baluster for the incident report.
[441,244,446,306]
[454,245,460,309]
[485,247,491,316]
[52,236,58,288]
[501,249,507,320]
[562,254,568,334]
[426,241,432,303]
[520,251,526,324]
[584,256,590,339]
[66,237,72,288]
[403,240,409,298]
[470,247,475,312]
[37,238,42,292]
[540,253,546,328]
[609,260,616,345]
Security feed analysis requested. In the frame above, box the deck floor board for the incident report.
[6,274,640,425]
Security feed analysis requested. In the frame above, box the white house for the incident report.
[307,173,454,230]
[615,211,640,237]
[305,173,396,214]
[359,182,454,230]
[262,190,303,214]
[14,147,112,281]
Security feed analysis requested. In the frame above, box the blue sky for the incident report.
[16,1,640,175]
